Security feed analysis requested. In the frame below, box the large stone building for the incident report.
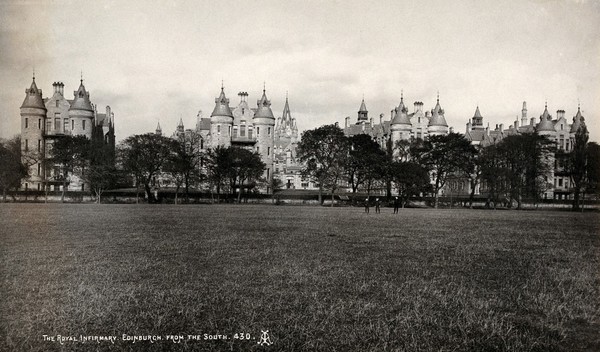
[464,101,587,199]
[343,93,449,149]
[19,75,115,191]
[162,86,281,192]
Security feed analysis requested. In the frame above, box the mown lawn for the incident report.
[0,204,599,351]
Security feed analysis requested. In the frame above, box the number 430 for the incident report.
[234,333,250,340]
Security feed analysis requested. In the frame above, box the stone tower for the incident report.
[357,98,368,123]
[210,86,234,148]
[390,92,411,146]
[20,75,47,190]
[521,101,528,127]
[472,106,484,129]
[69,79,94,139]
[253,88,276,189]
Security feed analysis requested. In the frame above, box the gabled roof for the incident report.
[196,117,211,131]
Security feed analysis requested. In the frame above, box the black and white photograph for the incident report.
[1,0,599,351]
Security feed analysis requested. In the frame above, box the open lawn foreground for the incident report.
[0,204,599,352]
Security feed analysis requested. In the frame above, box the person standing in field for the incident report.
[364,197,370,213]
[375,198,381,214]
[393,196,400,214]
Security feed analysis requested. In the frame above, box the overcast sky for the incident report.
[1,0,599,142]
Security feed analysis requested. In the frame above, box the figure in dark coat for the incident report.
[393,196,400,214]
[375,198,381,214]
[364,197,370,213]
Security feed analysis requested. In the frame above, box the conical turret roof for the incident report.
[570,106,586,133]
[537,104,554,131]
[473,106,482,118]
[21,78,46,109]
[70,80,94,112]
[211,87,233,117]
[391,95,410,125]
[428,97,448,127]
[254,89,274,119]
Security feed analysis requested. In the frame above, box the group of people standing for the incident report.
[364,197,401,214]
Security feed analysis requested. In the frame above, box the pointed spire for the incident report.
[155,121,162,135]
[80,70,83,84]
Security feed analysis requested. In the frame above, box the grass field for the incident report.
[0,204,599,351]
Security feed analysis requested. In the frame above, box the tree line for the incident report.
[1,122,598,210]
[296,124,600,210]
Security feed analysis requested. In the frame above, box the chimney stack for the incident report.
[345,116,350,128]
[379,113,383,125]
[530,117,535,126]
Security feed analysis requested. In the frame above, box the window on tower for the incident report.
[25,118,28,129]
[56,100,59,108]
[38,119,41,129]
[217,125,221,134]
[82,120,86,130]
[25,139,28,151]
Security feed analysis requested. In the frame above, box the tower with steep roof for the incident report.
[155,122,162,136]
[427,93,449,136]
[390,92,412,146]
[357,98,368,123]
[20,75,47,190]
[253,87,276,189]
[472,106,484,129]
[209,85,234,148]
[68,78,94,139]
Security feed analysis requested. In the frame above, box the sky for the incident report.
[1,0,599,142]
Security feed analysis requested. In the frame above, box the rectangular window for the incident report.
[268,127,271,135]
[241,125,246,137]
[37,183,40,191]
[46,120,52,131]
[267,147,270,156]
[25,118,28,128]
[71,120,74,130]
[256,127,259,136]
[558,178,563,187]
[56,100,59,108]
[63,119,68,132]
[25,139,28,151]
[38,119,41,129]
[37,140,41,152]
[37,163,41,175]
[217,125,221,134]
[267,168,270,179]
[82,120,86,130]
[55,118,60,130]
[228,126,231,135]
